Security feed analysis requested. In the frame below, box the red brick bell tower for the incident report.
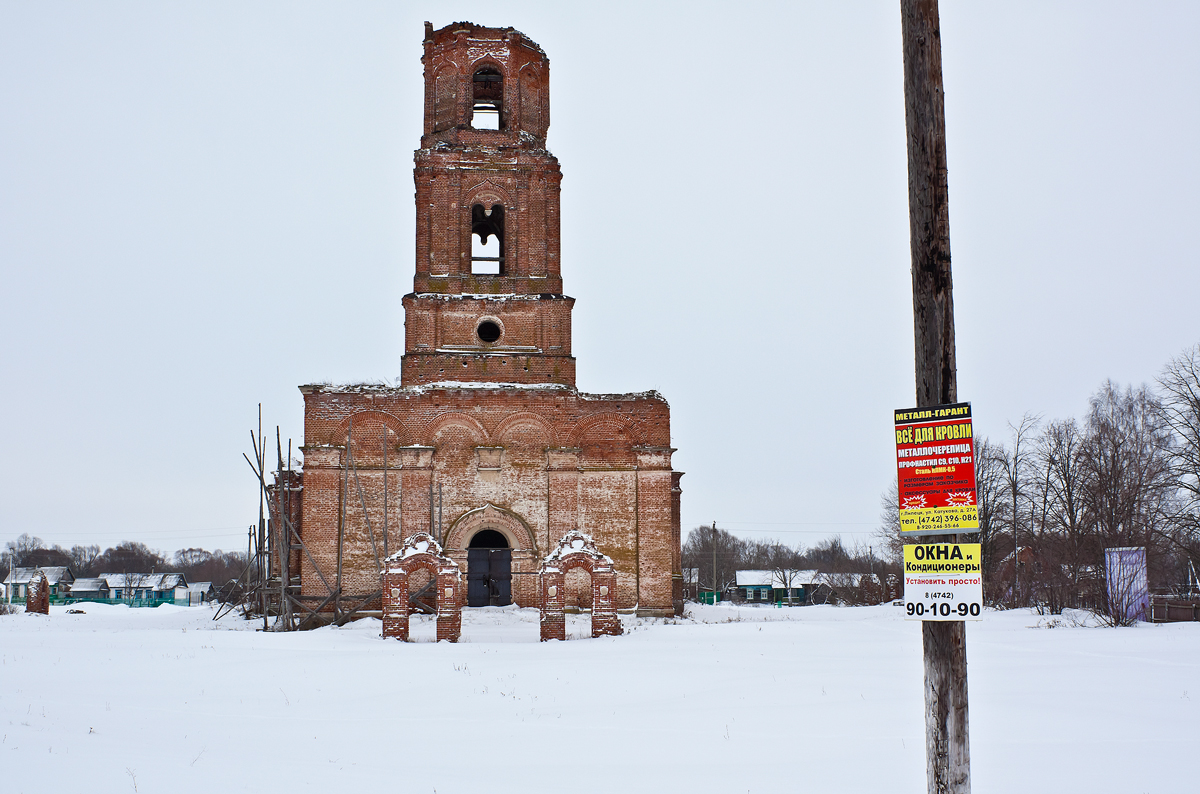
[292,22,683,625]
[402,22,574,387]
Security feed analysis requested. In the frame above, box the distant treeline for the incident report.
[1,536,246,586]
[879,343,1200,612]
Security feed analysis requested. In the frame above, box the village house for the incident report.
[735,569,820,605]
[98,573,190,604]
[66,578,111,601]
[185,582,217,604]
[4,566,74,601]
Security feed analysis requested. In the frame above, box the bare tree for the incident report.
[1001,414,1041,606]
[1031,419,1089,612]
[876,478,903,563]
[4,534,46,567]
[175,548,213,569]
[765,541,804,604]
[973,435,1010,591]
[1080,382,1175,549]
[69,545,102,576]
[805,536,856,573]
[1074,380,1179,616]
[1158,344,1200,570]
[681,525,744,598]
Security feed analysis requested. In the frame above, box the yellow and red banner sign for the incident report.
[895,402,978,536]
[903,542,984,620]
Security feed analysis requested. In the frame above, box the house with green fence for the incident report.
[4,566,75,601]
[3,568,204,607]
[67,577,111,600]
[98,573,190,606]
[735,569,820,605]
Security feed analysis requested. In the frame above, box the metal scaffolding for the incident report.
[220,406,384,630]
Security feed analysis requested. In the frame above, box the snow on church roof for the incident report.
[299,381,667,404]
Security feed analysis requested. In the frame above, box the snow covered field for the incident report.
[2,602,1196,793]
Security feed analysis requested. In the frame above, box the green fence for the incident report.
[5,596,198,608]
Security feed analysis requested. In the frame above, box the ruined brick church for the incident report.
[281,22,682,624]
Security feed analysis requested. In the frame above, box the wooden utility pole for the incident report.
[712,522,717,603]
[900,2,970,792]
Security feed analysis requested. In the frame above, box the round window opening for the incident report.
[477,320,501,343]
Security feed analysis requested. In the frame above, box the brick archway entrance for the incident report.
[381,533,462,642]
[540,530,621,641]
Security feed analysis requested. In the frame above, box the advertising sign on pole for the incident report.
[895,402,978,536]
[903,543,983,621]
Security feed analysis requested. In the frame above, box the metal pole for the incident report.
[280,433,293,629]
[257,406,267,630]
[901,2,970,791]
[383,432,389,559]
[336,418,351,622]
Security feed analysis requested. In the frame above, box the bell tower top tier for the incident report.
[403,22,573,387]
[421,21,550,149]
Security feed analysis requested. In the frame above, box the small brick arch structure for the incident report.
[26,569,49,615]
[540,530,621,641]
[381,533,462,642]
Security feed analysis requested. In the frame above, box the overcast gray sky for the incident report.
[2,1,1197,558]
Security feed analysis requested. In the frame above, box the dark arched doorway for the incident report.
[467,529,512,607]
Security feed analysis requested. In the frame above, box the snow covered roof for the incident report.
[99,573,188,591]
[299,382,665,403]
[69,578,110,593]
[4,566,73,585]
[736,570,772,587]
[302,381,574,395]
[187,582,215,593]
[735,570,821,587]
[542,529,613,569]
[411,292,554,302]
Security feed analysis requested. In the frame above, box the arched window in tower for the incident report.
[471,67,503,130]
[471,204,505,275]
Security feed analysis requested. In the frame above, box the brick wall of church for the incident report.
[298,384,678,615]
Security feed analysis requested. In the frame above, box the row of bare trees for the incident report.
[879,344,1200,614]
[1,534,247,587]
